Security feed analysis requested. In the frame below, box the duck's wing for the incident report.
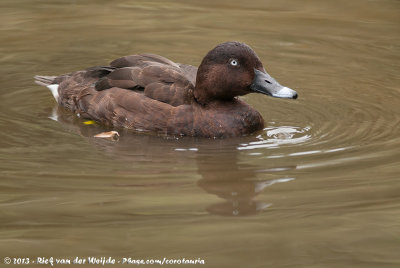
[110,53,181,69]
[177,63,197,85]
[111,54,198,83]
[95,54,196,106]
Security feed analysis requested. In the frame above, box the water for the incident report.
[1,0,400,267]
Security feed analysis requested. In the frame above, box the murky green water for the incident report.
[1,0,400,267]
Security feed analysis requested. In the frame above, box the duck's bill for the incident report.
[250,69,298,99]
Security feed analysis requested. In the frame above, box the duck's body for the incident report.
[35,42,297,138]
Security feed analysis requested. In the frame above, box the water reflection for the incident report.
[196,148,294,216]
[51,106,295,216]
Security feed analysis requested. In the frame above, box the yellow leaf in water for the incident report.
[94,131,120,141]
[83,120,96,125]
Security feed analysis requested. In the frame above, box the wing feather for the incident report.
[95,56,196,106]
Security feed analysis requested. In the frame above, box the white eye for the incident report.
[230,59,238,66]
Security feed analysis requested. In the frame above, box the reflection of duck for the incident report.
[51,108,295,216]
[36,42,297,138]
[196,148,294,216]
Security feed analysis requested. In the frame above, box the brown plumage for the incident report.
[35,41,298,138]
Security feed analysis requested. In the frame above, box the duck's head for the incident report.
[194,41,298,105]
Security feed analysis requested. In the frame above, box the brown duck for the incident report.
[35,41,298,138]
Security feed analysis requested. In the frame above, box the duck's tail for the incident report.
[34,75,56,86]
[34,75,59,101]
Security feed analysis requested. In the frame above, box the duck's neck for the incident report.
[194,84,237,106]
[194,64,219,105]
[193,87,211,105]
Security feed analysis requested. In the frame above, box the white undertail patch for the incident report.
[47,84,59,102]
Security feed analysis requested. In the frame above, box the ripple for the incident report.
[238,79,400,172]
[174,148,199,152]
[238,126,312,150]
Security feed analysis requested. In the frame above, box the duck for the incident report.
[35,41,298,138]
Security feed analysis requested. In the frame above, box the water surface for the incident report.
[1,0,400,267]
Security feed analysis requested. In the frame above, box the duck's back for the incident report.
[48,54,197,112]
[95,54,197,107]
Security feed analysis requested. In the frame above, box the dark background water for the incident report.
[1,0,399,267]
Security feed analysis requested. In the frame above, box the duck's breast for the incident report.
[172,99,264,138]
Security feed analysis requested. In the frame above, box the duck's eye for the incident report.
[230,59,238,66]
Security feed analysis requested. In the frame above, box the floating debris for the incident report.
[83,120,96,125]
[94,131,119,141]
